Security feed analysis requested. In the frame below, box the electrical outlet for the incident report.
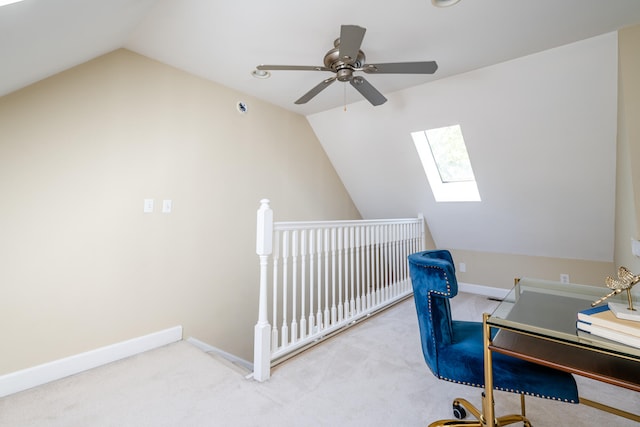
[560,274,570,284]
[459,262,466,273]
[632,238,640,258]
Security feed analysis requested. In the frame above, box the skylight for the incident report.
[411,124,481,202]
[0,0,25,6]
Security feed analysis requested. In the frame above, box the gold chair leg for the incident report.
[494,414,531,427]
[428,397,484,427]
[481,313,531,427]
[453,398,483,420]
[580,397,640,423]
[431,394,530,427]
[491,393,531,427]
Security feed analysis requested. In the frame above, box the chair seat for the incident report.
[436,320,579,403]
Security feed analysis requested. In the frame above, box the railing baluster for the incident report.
[361,226,366,310]
[316,229,323,330]
[399,223,404,294]
[271,231,280,350]
[382,224,389,301]
[390,224,397,296]
[405,223,411,290]
[300,230,307,340]
[281,230,289,347]
[324,228,330,326]
[291,230,298,344]
[349,226,355,317]
[404,223,411,290]
[355,226,362,313]
[330,228,337,324]
[396,224,402,293]
[309,230,315,335]
[338,227,345,322]
[343,227,350,318]
[365,225,371,309]
[375,225,381,306]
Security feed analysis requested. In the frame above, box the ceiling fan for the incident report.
[256,25,438,107]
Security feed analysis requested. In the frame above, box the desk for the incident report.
[484,278,640,426]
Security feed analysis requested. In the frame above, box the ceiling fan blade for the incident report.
[338,25,366,63]
[295,77,337,104]
[350,76,387,106]
[362,61,438,74]
[257,65,332,72]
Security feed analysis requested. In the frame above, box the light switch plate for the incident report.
[162,199,172,213]
[143,199,154,213]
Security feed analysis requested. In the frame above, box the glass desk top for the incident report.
[488,277,640,359]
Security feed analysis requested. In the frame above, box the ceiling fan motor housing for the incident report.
[323,44,365,81]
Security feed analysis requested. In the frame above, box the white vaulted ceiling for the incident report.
[3,0,640,115]
[3,0,640,261]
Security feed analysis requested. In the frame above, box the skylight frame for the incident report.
[0,0,26,7]
[411,125,481,202]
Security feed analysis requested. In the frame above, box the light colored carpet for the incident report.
[1,293,638,426]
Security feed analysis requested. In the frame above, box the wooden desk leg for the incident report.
[483,313,495,427]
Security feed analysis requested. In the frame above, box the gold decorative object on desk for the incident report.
[592,266,640,322]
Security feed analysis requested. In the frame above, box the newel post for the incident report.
[254,199,273,381]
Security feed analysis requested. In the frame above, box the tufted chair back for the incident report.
[408,250,458,377]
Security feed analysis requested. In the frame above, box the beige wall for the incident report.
[0,49,360,375]
[449,250,613,290]
[617,25,640,276]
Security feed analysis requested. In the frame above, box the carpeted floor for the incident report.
[0,293,638,426]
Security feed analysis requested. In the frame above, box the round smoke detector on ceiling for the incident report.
[237,101,248,114]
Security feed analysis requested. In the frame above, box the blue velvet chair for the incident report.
[408,250,579,427]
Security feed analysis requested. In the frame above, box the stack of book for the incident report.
[576,305,640,349]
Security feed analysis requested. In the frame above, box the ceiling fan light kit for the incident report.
[431,0,462,7]
[251,69,270,79]
[256,25,438,107]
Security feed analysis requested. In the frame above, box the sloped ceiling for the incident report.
[308,33,618,262]
[4,0,640,115]
[3,0,640,262]
[0,0,157,96]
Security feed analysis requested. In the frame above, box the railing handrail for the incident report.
[273,217,422,230]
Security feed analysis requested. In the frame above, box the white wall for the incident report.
[308,33,618,267]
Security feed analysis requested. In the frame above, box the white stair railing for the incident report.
[253,199,425,381]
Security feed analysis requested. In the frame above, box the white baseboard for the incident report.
[0,326,182,398]
[458,282,510,300]
[186,337,253,372]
